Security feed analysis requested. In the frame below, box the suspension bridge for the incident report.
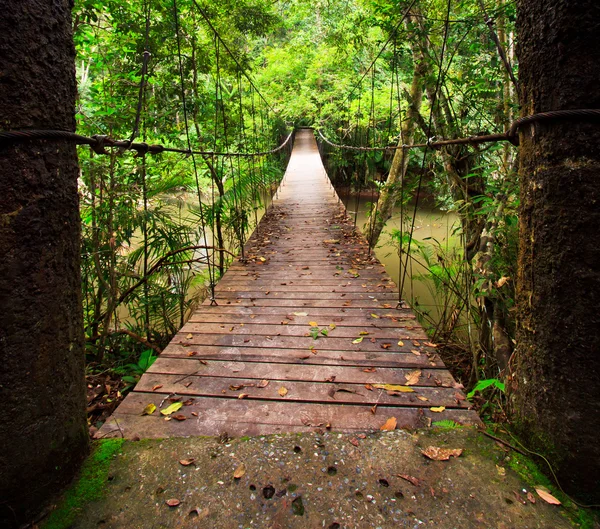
[97,129,480,439]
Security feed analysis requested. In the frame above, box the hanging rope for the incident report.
[399,0,453,305]
[172,0,217,305]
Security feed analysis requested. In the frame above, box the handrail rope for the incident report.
[315,109,600,151]
[0,128,294,157]
[172,0,216,299]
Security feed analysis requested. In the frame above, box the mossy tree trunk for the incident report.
[0,1,88,526]
[511,0,600,501]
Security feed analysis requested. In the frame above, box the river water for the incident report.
[339,191,461,323]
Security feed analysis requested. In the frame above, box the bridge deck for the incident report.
[97,130,480,439]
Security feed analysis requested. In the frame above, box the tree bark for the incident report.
[511,0,600,501]
[0,1,88,526]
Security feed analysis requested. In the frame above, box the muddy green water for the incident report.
[340,192,461,323]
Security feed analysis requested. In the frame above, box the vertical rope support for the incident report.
[172,0,217,306]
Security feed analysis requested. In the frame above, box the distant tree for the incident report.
[511,0,600,501]
[0,1,88,526]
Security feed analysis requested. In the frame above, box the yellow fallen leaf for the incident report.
[329,323,336,330]
[535,487,561,505]
[372,384,414,393]
[309,321,318,327]
[405,370,422,386]
[293,312,308,316]
[359,331,370,335]
[380,417,397,431]
[352,337,363,344]
[370,313,380,319]
[233,463,246,479]
[186,333,193,339]
[430,406,446,412]
[278,386,288,397]
[411,349,421,356]
[259,257,266,262]
[160,402,183,416]
[142,403,156,416]
[417,396,429,401]
[397,340,404,347]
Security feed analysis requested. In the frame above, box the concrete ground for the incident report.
[55,426,590,529]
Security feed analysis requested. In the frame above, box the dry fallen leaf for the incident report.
[179,458,196,466]
[362,367,376,373]
[417,396,429,401]
[186,333,193,339]
[381,343,392,349]
[278,386,288,397]
[166,499,181,507]
[238,393,249,399]
[527,491,536,504]
[293,311,308,317]
[172,414,187,421]
[364,383,374,391]
[429,406,446,412]
[233,463,246,479]
[142,403,156,416]
[397,474,420,486]
[380,417,397,431]
[535,487,561,505]
[257,379,270,388]
[359,331,370,335]
[397,340,404,347]
[309,321,318,327]
[411,349,421,356]
[421,446,463,461]
[349,438,360,447]
[152,385,163,391]
[405,370,422,386]
[352,337,363,344]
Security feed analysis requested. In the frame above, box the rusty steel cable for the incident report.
[0,128,294,157]
[316,108,600,152]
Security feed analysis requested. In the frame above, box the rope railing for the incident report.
[316,109,600,151]
[0,129,294,158]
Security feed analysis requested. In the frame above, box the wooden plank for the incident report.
[160,344,443,368]
[136,373,471,408]
[179,322,425,340]
[147,357,454,386]
[170,332,430,351]
[99,395,480,438]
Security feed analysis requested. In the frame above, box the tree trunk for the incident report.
[511,0,600,501]
[0,1,88,527]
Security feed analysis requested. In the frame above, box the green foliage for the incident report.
[467,378,506,400]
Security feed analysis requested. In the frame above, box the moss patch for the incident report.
[42,439,125,529]
[507,450,599,528]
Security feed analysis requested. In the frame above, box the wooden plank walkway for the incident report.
[97,129,480,439]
